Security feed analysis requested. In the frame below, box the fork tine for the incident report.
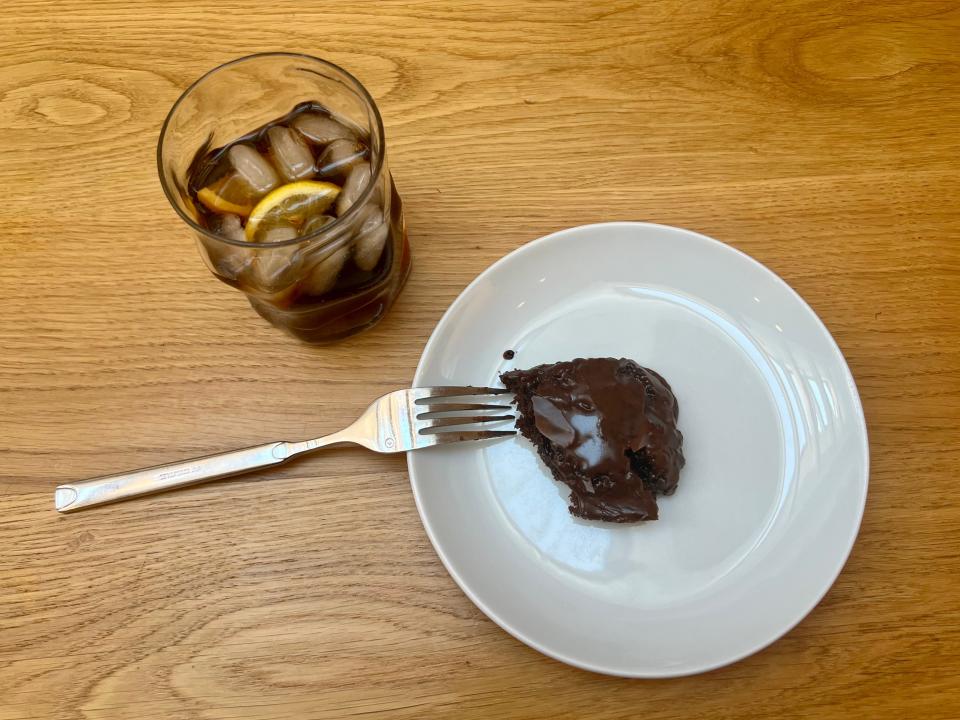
[418,414,515,433]
[418,429,516,446]
[416,403,513,418]
[411,386,512,404]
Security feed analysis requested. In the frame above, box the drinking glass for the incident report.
[158,53,411,344]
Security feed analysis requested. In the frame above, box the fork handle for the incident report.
[54,442,292,513]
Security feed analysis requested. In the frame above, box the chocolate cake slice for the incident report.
[500,358,684,523]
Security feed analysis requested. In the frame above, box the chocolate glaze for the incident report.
[501,358,684,523]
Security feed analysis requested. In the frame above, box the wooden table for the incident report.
[2,1,958,718]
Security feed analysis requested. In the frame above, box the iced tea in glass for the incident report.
[158,53,410,343]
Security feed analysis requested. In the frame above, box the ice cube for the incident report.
[300,213,337,237]
[228,143,279,198]
[301,244,350,297]
[260,225,298,243]
[266,126,315,183]
[210,213,245,243]
[336,161,371,216]
[250,229,301,293]
[316,139,366,179]
[353,205,389,271]
[291,112,356,145]
[201,240,251,280]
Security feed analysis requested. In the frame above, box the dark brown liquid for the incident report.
[186,102,410,344]
[187,103,363,221]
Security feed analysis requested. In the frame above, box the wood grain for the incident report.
[1,1,958,718]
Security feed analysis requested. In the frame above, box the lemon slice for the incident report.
[197,186,253,217]
[245,181,341,243]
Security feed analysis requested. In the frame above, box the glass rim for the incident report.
[156,51,387,249]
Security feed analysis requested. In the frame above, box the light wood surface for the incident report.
[1,1,958,718]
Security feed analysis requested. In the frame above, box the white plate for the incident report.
[409,222,868,677]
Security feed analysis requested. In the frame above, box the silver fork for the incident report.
[54,387,515,513]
